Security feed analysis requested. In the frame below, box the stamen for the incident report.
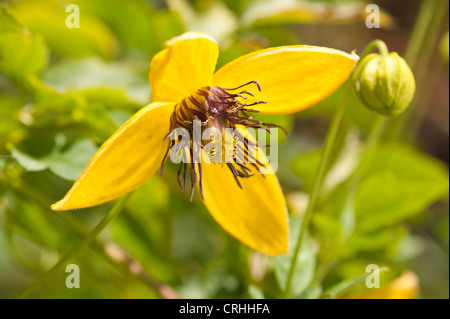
[160,81,286,200]
[225,81,262,92]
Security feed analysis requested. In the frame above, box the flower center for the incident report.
[160,81,286,200]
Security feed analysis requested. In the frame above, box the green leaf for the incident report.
[355,170,449,232]
[364,145,449,181]
[0,33,48,78]
[0,94,23,151]
[247,285,265,299]
[0,157,6,171]
[290,150,322,191]
[78,0,181,57]
[295,283,322,299]
[290,123,349,192]
[26,75,119,140]
[274,216,317,297]
[0,6,24,33]
[321,267,389,299]
[111,209,175,281]
[0,7,48,78]
[169,0,237,44]
[42,57,150,105]
[10,147,47,172]
[41,139,98,181]
[343,226,407,258]
[10,0,118,59]
[11,138,98,181]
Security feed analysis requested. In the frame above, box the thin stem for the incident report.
[284,39,389,297]
[405,0,448,139]
[359,39,389,58]
[284,83,352,297]
[16,193,132,299]
[404,0,441,70]
[315,0,446,284]
[391,0,449,140]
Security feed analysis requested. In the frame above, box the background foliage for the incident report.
[0,0,448,299]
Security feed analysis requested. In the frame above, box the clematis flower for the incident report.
[52,32,358,255]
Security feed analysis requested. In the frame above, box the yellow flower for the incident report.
[51,32,358,255]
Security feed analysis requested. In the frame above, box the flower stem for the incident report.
[284,83,352,297]
[16,193,132,299]
[404,0,444,71]
[359,40,389,58]
[391,0,448,141]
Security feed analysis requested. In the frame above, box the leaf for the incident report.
[343,226,407,257]
[169,0,238,43]
[354,170,449,232]
[41,139,98,181]
[295,282,322,299]
[248,285,265,299]
[11,138,98,181]
[321,267,389,299]
[10,147,47,172]
[42,57,150,105]
[291,129,350,193]
[26,75,119,140]
[111,210,176,282]
[9,0,118,59]
[364,145,449,181]
[0,95,23,150]
[0,7,48,78]
[325,144,449,234]
[290,150,322,191]
[111,178,175,281]
[78,0,178,57]
[0,33,48,78]
[0,157,6,171]
[274,216,317,297]
[0,6,25,33]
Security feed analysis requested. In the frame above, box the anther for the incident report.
[161,80,286,200]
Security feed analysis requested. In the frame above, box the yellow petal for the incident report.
[51,102,174,211]
[199,155,288,256]
[213,46,359,114]
[149,31,219,103]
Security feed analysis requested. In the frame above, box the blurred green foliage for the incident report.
[0,0,448,299]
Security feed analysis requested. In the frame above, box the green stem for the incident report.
[406,0,448,139]
[284,39,391,297]
[404,0,442,70]
[284,83,352,297]
[16,193,132,299]
[315,116,388,282]
[315,0,446,284]
[359,40,389,58]
[391,0,448,140]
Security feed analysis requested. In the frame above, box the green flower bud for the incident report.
[352,52,415,116]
